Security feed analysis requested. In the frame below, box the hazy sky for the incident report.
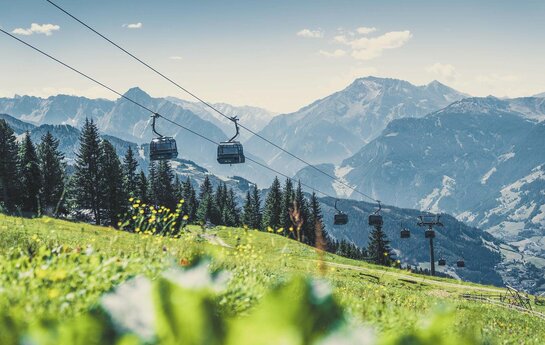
[1,0,544,113]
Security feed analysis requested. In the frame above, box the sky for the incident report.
[1,0,544,113]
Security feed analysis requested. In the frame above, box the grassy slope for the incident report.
[0,214,544,344]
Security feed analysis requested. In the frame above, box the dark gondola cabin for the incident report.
[457,260,465,268]
[218,116,245,165]
[150,136,178,161]
[333,200,348,225]
[368,214,383,227]
[334,212,348,225]
[217,141,245,164]
[425,229,435,238]
[438,258,446,266]
[400,228,410,238]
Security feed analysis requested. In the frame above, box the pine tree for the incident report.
[181,177,198,222]
[215,183,226,219]
[0,120,20,212]
[242,190,254,227]
[222,188,240,226]
[154,160,176,209]
[199,175,214,200]
[367,223,394,266]
[281,178,295,237]
[251,185,262,230]
[148,162,158,203]
[308,192,326,248]
[196,176,219,224]
[73,119,104,224]
[136,170,149,204]
[37,131,66,216]
[100,140,126,227]
[293,181,311,244]
[122,146,139,198]
[18,132,42,214]
[262,177,283,231]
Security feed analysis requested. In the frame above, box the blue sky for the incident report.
[1,0,544,113]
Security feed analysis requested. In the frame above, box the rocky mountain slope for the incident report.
[246,77,467,176]
[0,89,277,185]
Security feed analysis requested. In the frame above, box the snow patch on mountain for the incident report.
[486,166,544,217]
[532,205,545,224]
[481,167,497,184]
[332,165,354,198]
[418,175,456,212]
[498,151,515,162]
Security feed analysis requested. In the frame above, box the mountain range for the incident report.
[0,89,276,185]
[2,76,545,292]
[246,77,468,176]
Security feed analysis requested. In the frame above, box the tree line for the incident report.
[0,118,394,266]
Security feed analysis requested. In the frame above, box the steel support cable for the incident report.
[0,27,336,200]
[45,0,378,203]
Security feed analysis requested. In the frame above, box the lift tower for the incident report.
[417,214,443,276]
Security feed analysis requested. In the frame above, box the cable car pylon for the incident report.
[417,213,443,276]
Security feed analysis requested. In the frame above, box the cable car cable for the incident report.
[0,27,336,201]
[44,0,378,203]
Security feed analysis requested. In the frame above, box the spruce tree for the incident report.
[293,181,311,244]
[262,177,283,231]
[308,192,326,248]
[73,119,104,224]
[221,187,240,226]
[242,190,254,227]
[18,132,42,214]
[136,170,149,203]
[281,178,295,237]
[196,176,219,224]
[181,177,198,222]
[367,223,394,266]
[100,140,126,227]
[122,146,139,198]
[251,185,262,230]
[37,131,66,216]
[154,160,176,209]
[215,183,226,220]
[148,162,158,203]
[0,120,20,212]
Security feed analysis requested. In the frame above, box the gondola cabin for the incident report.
[425,230,435,238]
[334,212,348,225]
[457,260,465,268]
[368,214,383,227]
[438,258,446,266]
[150,137,178,161]
[217,141,245,164]
[400,228,410,238]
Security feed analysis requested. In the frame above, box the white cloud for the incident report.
[319,49,346,58]
[334,30,412,60]
[123,22,143,29]
[169,56,183,60]
[356,26,377,35]
[12,23,60,36]
[296,28,324,38]
[426,63,457,80]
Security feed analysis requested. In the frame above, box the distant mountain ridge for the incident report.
[294,96,545,290]
[0,89,277,185]
[246,76,468,176]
